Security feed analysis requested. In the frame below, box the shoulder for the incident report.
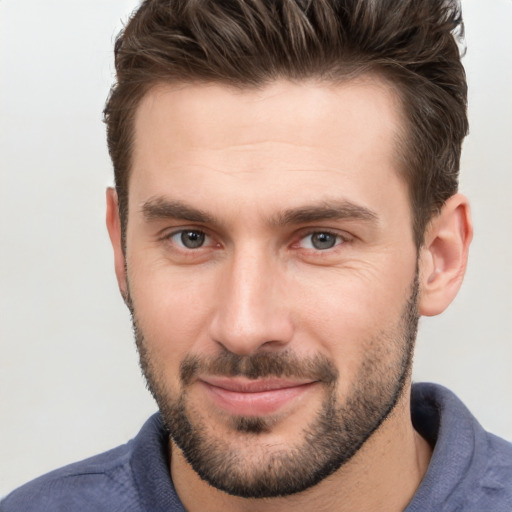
[0,413,181,512]
[478,432,512,497]
[409,383,512,511]
[458,431,512,511]
[1,442,140,512]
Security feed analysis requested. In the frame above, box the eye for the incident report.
[170,229,208,249]
[299,231,343,250]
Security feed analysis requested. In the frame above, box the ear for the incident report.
[418,193,473,317]
[105,187,128,299]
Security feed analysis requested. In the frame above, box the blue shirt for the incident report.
[2,383,512,511]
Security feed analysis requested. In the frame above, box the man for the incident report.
[2,0,511,510]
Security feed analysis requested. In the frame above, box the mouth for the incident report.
[199,376,317,416]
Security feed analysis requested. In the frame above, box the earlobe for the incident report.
[105,187,128,299]
[418,193,473,317]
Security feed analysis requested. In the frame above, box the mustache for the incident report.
[180,350,338,386]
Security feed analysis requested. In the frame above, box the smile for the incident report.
[199,377,317,416]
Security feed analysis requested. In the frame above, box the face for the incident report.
[121,79,420,497]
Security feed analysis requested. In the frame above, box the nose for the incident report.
[208,246,294,355]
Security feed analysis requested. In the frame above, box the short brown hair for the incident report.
[104,0,468,248]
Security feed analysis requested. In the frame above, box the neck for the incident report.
[170,387,432,512]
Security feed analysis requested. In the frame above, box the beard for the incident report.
[127,275,419,499]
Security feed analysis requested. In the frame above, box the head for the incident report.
[104,0,472,500]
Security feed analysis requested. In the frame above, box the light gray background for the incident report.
[1,0,511,497]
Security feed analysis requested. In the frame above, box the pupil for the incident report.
[181,230,205,248]
[312,232,336,250]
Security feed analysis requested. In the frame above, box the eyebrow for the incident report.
[142,197,215,224]
[271,201,378,226]
[141,196,378,227]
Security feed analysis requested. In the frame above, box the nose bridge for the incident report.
[209,242,292,354]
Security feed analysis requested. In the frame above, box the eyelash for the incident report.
[296,230,346,251]
[162,228,349,253]
[164,229,213,250]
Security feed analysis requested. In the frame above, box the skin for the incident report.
[106,77,472,511]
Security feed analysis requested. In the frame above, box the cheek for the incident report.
[128,263,220,367]
[290,265,414,377]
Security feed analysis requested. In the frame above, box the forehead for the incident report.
[129,78,408,224]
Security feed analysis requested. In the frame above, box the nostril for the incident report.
[260,339,289,351]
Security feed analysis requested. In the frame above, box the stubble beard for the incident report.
[127,276,419,498]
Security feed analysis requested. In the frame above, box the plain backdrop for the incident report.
[1,0,511,498]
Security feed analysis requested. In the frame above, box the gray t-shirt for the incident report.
[2,383,512,511]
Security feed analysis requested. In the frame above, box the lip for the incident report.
[199,377,316,416]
